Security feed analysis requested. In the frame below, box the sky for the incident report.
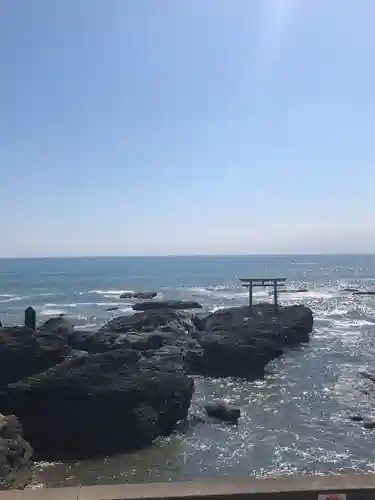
[0,0,375,257]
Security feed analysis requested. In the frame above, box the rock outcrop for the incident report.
[193,303,313,378]
[0,322,71,388]
[204,403,241,423]
[69,303,313,379]
[120,292,157,300]
[67,310,204,371]
[0,349,194,459]
[0,414,33,490]
[0,301,313,461]
[353,291,375,296]
[133,300,202,311]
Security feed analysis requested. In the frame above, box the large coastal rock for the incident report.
[0,349,194,459]
[0,322,71,388]
[0,414,33,490]
[133,300,202,311]
[67,310,204,371]
[68,304,313,379]
[193,303,313,378]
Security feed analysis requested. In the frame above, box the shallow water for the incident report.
[1,255,375,487]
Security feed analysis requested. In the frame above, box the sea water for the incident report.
[1,255,375,487]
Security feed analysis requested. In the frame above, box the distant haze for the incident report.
[1,1,374,257]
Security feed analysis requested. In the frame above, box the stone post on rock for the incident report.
[24,307,36,331]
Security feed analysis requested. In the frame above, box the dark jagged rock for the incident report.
[69,304,313,379]
[0,349,194,460]
[0,414,33,490]
[133,300,202,311]
[192,303,313,378]
[204,403,241,423]
[120,292,157,300]
[278,288,308,294]
[0,324,71,389]
[99,309,197,334]
[359,371,375,383]
[343,287,359,292]
[67,310,204,371]
[37,316,74,342]
[353,291,375,296]
[106,307,119,311]
[350,415,364,422]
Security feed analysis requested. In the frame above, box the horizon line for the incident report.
[0,252,374,260]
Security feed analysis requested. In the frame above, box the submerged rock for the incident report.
[0,349,194,459]
[204,403,241,423]
[120,292,157,300]
[133,300,202,311]
[349,415,364,422]
[0,414,33,490]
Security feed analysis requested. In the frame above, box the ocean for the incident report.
[1,254,375,488]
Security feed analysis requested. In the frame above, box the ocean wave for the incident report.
[322,308,351,317]
[0,295,29,303]
[89,289,134,297]
[74,324,97,331]
[39,308,67,316]
[43,301,132,308]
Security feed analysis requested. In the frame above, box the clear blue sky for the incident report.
[1,0,374,257]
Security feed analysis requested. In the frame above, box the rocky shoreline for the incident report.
[0,302,313,488]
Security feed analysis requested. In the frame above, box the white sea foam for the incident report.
[0,295,28,303]
[211,305,226,312]
[117,306,134,314]
[74,324,97,331]
[352,319,375,327]
[90,289,134,296]
[277,290,336,301]
[40,308,67,316]
[292,261,318,265]
[33,292,57,298]
[322,308,351,317]
[44,303,77,308]
[43,301,131,308]
[179,287,213,296]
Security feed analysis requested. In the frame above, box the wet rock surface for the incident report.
[0,414,33,490]
[192,304,313,378]
[0,349,194,460]
[0,303,313,461]
[69,304,313,378]
[204,402,241,423]
[120,292,158,300]
[0,321,71,388]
